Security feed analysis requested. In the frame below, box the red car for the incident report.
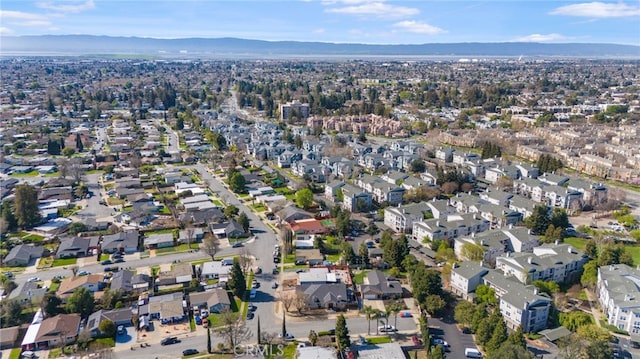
[411,335,423,346]
[399,312,413,318]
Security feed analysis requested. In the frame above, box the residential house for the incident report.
[145,292,186,324]
[57,274,105,299]
[0,326,19,349]
[8,281,47,306]
[371,182,405,205]
[567,179,608,206]
[56,237,90,259]
[199,261,231,280]
[450,261,489,301]
[597,264,640,335]
[413,213,490,243]
[276,205,313,224]
[224,221,246,238]
[86,309,133,337]
[4,244,44,266]
[22,313,81,350]
[360,270,403,300]
[144,233,174,249]
[297,283,350,310]
[99,231,139,254]
[289,218,329,240]
[324,181,345,201]
[189,288,231,314]
[298,268,338,285]
[178,228,204,244]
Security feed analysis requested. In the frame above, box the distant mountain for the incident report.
[1,35,639,58]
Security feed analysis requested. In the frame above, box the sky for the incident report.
[0,0,639,45]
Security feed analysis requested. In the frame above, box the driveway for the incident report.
[428,313,478,359]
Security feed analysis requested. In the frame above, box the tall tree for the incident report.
[228,258,246,299]
[98,319,116,338]
[524,205,550,235]
[295,188,314,209]
[42,292,62,317]
[229,172,246,193]
[214,310,252,350]
[202,235,220,261]
[454,301,476,329]
[14,184,42,229]
[65,287,95,317]
[237,212,250,233]
[335,314,350,351]
[75,133,84,152]
[358,243,370,267]
[256,316,261,345]
[207,326,212,354]
[0,299,23,327]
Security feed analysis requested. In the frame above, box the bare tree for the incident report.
[57,158,70,179]
[293,292,307,314]
[276,290,296,313]
[213,310,252,350]
[185,226,195,248]
[70,159,85,184]
[70,265,79,277]
[261,332,278,346]
[202,234,220,261]
[239,248,254,275]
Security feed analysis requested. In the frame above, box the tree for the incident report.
[256,316,261,345]
[410,266,443,306]
[227,258,246,299]
[525,205,551,235]
[277,291,296,313]
[358,243,370,267]
[429,344,446,359]
[581,260,598,288]
[65,287,95,317]
[454,301,476,329]
[282,312,287,337]
[543,224,563,243]
[559,311,593,332]
[424,295,446,316]
[293,292,307,314]
[214,310,252,350]
[229,172,246,193]
[410,159,426,173]
[550,208,570,229]
[342,242,356,265]
[308,330,318,346]
[295,188,314,209]
[202,235,220,261]
[475,285,498,305]
[224,204,239,219]
[70,265,80,277]
[207,326,212,354]
[388,302,403,332]
[68,222,87,235]
[98,319,116,338]
[491,343,535,359]
[14,184,42,229]
[531,280,560,296]
[362,305,376,335]
[62,147,76,158]
[507,325,527,349]
[0,299,22,327]
[335,314,350,351]
[42,292,62,317]
[237,212,250,233]
[75,133,84,152]
[460,242,486,261]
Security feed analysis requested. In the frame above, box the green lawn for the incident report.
[100,254,110,261]
[156,243,199,255]
[284,254,296,264]
[52,257,77,267]
[9,348,21,359]
[367,336,393,344]
[48,281,61,292]
[212,199,224,206]
[23,233,45,241]
[250,203,267,212]
[325,254,341,263]
[352,270,369,284]
[564,237,588,251]
[10,170,39,177]
[625,246,640,266]
[145,228,178,235]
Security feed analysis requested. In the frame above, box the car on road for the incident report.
[252,280,260,288]
[272,282,278,289]
[232,242,243,248]
[272,267,279,275]
[248,304,257,312]
[246,312,255,320]
[183,349,199,356]
[462,327,472,334]
[255,267,262,274]
[101,260,113,265]
[27,277,41,282]
[399,312,412,318]
[433,338,449,347]
[161,337,180,346]
[113,258,125,263]
[78,271,91,276]
[365,241,375,248]
[278,333,295,340]
[378,325,397,333]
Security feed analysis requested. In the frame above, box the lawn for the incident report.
[564,237,587,251]
[156,243,200,255]
[264,343,297,359]
[325,254,341,263]
[48,281,61,292]
[107,197,125,205]
[366,336,393,344]
[10,170,39,177]
[52,257,78,267]
[352,270,369,284]
[145,228,177,235]
[9,348,21,359]
[212,199,224,206]
[250,203,267,212]
[284,254,296,264]
[100,254,110,261]
[23,233,45,241]
[625,246,640,266]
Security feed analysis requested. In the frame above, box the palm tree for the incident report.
[362,305,375,335]
[389,302,403,334]
[374,309,383,335]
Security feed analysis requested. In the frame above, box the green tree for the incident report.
[67,222,87,235]
[229,172,246,193]
[486,316,508,353]
[543,224,564,243]
[358,243,370,267]
[424,295,446,315]
[342,242,356,265]
[454,301,476,329]
[410,159,426,173]
[65,287,95,317]
[62,147,76,158]
[471,304,488,333]
[207,326,212,353]
[429,344,446,359]
[14,184,42,229]
[461,242,486,261]
[308,330,318,346]
[75,133,84,152]
[550,208,570,229]
[581,260,598,288]
[507,325,527,349]
[42,292,62,317]
[224,204,240,219]
[584,240,597,258]
[228,258,246,299]
[295,188,314,209]
[491,342,535,359]
[410,266,443,307]
[362,305,376,335]
[98,319,116,338]
[559,311,593,332]
[335,314,350,351]
[531,280,560,296]
[475,285,498,305]
[237,212,250,233]
[525,205,550,235]
[0,299,23,327]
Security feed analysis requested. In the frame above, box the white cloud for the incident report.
[550,2,640,18]
[326,1,419,18]
[393,20,446,35]
[0,10,53,27]
[513,33,569,42]
[37,0,95,14]
[312,28,326,34]
[0,27,14,34]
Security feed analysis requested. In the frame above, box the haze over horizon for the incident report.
[1,0,639,46]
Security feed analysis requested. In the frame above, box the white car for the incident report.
[378,325,397,333]
[433,338,449,347]
[278,333,295,340]
[27,277,41,282]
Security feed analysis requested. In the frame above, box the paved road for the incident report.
[428,314,478,359]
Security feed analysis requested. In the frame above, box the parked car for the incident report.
[255,267,262,274]
[411,335,423,346]
[399,312,413,318]
[378,325,397,332]
[433,338,449,347]
[462,327,472,334]
[248,304,257,312]
[272,282,278,289]
[101,260,113,265]
[278,333,295,340]
[27,277,41,282]
[232,242,243,248]
[272,267,279,275]
[252,280,260,288]
[117,325,126,335]
[161,337,180,346]
[246,312,255,320]
[78,271,91,276]
[113,258,125,263]
[183,349,199,356]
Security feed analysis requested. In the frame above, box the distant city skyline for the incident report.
[1,0,639,45]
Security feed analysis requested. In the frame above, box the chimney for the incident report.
[527,257,533,264]
[555,239,560,246]
[509,223,513,229]
[568,246,573,253]
[480,239,485,246]
[471,232,476,238]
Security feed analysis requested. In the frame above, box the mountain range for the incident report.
[1,35,639,58]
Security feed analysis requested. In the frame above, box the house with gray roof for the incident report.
[100,230,139,254]
[412,213,490,243]
[87,308,133,337]
[4,244,44,266]
[188,288,231,314]
[144,233,174,249]
[384,202,431,234]
[341,183,372,213]
[360,270,402,300]
[56,237,90,258]
[9,281,47,305]
[297,283,350,310]
[598,264,640,337]
[110,270,150,294]
[496,243,588,284]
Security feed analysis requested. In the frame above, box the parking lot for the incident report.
[428,315,478,359]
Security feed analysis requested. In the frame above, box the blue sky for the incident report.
[1,1,639,45]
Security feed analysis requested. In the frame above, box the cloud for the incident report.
[0,27,14,34]
[0,10,53,27]
[312,28,326,34]
[393,20,446,35]
[37,0,95,14]
[550,2,640,18]
[326,1,419,18]
[513,33,569,42]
